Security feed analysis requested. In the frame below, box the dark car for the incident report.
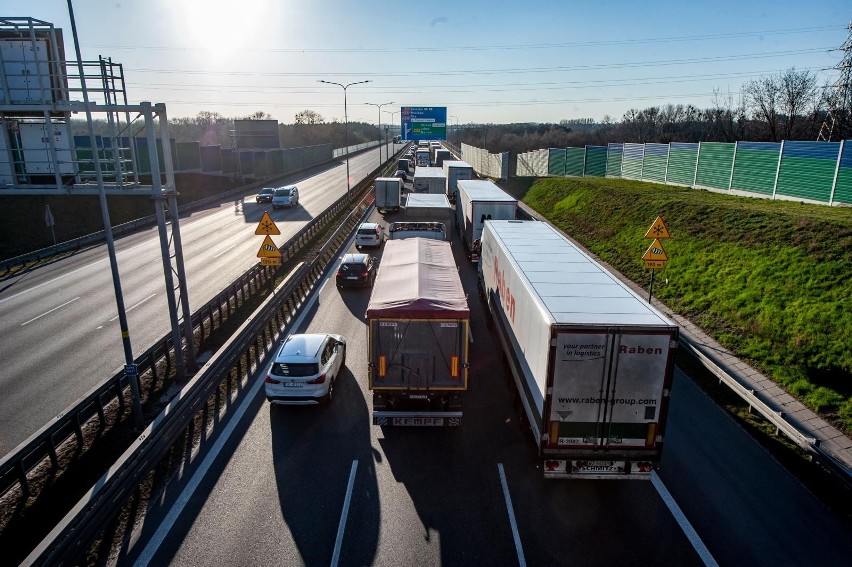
[256,187,275,203]
[394,169,408,182]
[336,253,376,288]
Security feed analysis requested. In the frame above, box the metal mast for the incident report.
[817,22,852,141]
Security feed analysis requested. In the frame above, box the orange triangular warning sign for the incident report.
[256,235,281,258]
[645,216,670,239]
[255,212,281,235]
[642,239,668,262]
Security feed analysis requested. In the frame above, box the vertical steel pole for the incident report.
[68,0,142,425]
[142,102,186,381]
[157,104,196,370]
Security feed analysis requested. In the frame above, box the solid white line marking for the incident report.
[213,244,237,258]
[498,463,526,567]
[331,460,358,567]
[21,297,80,326]
[134,274,328,566]
[109,294,157,322]
[651,471,718,567]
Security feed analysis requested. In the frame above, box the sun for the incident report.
[178,0,271,54]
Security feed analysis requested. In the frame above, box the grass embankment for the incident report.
[522,177,852,433]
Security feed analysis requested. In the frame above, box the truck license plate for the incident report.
[392,417,444,426]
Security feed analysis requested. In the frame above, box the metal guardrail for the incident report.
[511,201,852,488]
[0,174,371,501]
[679,339,852,486]
[24,166,383,565]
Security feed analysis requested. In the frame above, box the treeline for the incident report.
[455,67,851,155]
[70,110,382,150]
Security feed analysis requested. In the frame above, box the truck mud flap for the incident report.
[373,411,462,426]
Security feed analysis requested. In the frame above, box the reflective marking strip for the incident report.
[451,355,459,377]
[331,460,358,567]
[378,355,386,377]
[651,471,718,567]
[498,463,526,567]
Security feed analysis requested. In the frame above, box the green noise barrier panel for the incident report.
[833,141,852,205]
[730,142,780,195]
[695,142,735,190]
[565,147,586,176]
[548,148,566,176]
[775,141,841,202]
[584,146,608,177]
[606,143,623,177]
[666,142,698,186]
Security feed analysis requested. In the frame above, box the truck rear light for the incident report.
[645,423,657,447]
[378,355,387,377]
[451,355,459,377]
[362,272,369,277]
[264,375,280,384]
[550,422,560,445]
[306,372,326,385]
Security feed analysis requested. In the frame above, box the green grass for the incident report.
[523,177,852,432]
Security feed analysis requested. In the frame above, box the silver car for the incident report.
[264,333,346,404]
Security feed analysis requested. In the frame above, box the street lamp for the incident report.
[384,110,400,145]
[365,101,394,168]
[318,79,371,195]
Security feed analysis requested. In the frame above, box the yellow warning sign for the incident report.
[642,238,668,262]
[255,212,281,235]
[260,257,282,266]
[256,235,281,258]
[645,216,670,239]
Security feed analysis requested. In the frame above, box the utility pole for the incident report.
[319,79,371,194]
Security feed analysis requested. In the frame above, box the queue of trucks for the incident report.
[363,143,678,478]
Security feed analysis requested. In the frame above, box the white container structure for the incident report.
[456,179,516,260]
[413,166,446,194]
[442,160,473,203]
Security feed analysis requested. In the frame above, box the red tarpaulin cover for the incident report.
[366,238,470,319]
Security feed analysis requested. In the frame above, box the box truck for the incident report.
[374,177,402,214]
[403,193,452,224]
[413,166,446,194]
[442,160,473,203]
[367,238,470,426]
[434,148,453,167]
[415,149,431,167]
[388,221,447,241]
[478,220,679,479]
[456,179,517,262]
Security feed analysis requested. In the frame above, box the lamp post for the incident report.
[319,79,371,194]
[365,101,394,168]
[384,110,400,141]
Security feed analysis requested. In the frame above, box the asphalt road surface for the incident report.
[126,206,849,567]
[0,144,400,456]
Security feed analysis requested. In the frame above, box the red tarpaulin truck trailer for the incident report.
[367,238,470,426]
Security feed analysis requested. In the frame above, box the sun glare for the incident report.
[179,0,271,54]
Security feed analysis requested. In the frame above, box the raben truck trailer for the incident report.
[367,238,470,426]
[456,179,517,262]
[479,220,679,479]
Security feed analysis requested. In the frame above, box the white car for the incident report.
[355,222,384,249]
[264,333,346,404]
[272,185,299,209]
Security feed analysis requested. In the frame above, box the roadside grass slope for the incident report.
[522,176,852,432]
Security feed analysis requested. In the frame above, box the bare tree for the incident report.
[295,109,325,124]
[743,74,781,141]
[778,67,819,139]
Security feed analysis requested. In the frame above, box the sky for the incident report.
[17,0,852,126]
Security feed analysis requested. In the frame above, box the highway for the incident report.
[0,144,399,456]
[125,206,852,566]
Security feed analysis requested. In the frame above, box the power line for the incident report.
[83,25,843,54]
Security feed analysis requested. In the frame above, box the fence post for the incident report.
[728,141,738,191]
[830,140,843,206]
[692,142,701,188]
[772,140,784,200]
